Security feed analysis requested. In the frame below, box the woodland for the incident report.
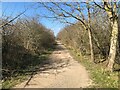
[1,1,120,89]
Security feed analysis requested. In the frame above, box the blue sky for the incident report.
[2,2,77,36]
[3,2,119,36]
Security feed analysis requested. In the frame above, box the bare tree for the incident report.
[86,1,94,62]
[39,2,95,62]
[94,1,119,72]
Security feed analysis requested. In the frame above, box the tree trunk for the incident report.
[87,1,94,62]
[26,40,30,49]
[107,18,118,72]
[88,28,94,62]
[103,1,118,72]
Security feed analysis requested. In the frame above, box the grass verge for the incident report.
[68,48,119,89]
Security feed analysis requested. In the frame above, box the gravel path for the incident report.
[15,41,92,88]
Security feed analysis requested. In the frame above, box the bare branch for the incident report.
[52,2,87,28]
[1,9,27,28]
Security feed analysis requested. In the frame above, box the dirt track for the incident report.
[15,41,92,88]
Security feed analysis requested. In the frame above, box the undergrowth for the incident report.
[2,48,54,89]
